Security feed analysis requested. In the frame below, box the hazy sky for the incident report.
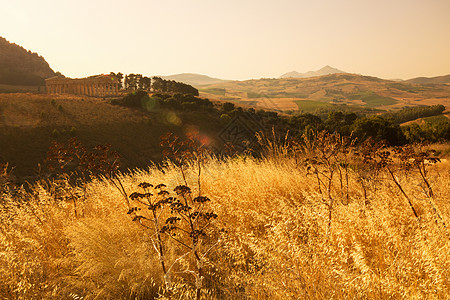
[2,0,450,80]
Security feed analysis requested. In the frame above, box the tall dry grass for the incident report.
[1,144,449,299]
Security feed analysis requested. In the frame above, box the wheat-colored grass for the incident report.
[1,153,449,299]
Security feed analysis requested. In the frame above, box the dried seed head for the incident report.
[138,182,153,189]
[193,196,210,203]
[174,185,191,195]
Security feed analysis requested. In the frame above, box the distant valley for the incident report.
[198,73,450,112]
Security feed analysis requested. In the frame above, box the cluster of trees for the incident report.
[123,74,151,91]
[152,77,199,96]
[0,36,57,85]
[402,120,450,143]
[232,108,447,146]
[383,105,445,124]
[152,93,212,110]
[109,73,199,96]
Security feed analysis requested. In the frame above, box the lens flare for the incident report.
[166,112,182,126]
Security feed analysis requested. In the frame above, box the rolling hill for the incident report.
[160,73,229,86]
[279,65,346,79]
[405,74,450,85]
[0,36,57,86]
[199,73,450,112]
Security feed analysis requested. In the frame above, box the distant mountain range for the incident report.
[405,74,450,85]
[279,66,346,79]
[160,73,229,87]
[0,36,57,85]
[161,66,348,87]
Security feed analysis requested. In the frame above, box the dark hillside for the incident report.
[0,37,56,86]
[0,93,223,179]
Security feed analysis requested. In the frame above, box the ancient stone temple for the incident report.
[45,74,120,97]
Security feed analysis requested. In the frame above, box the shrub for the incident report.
[220,113,231,125]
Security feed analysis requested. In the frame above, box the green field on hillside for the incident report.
[347,91,398,107]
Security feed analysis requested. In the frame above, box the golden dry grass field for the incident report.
[1,139,449,299]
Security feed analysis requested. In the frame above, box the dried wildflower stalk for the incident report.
[394,144,446,229]
[162,185,218,300]
[127,132,218,299]
[128,182,174,298]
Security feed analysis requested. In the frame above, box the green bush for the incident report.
[70,126,77,136]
